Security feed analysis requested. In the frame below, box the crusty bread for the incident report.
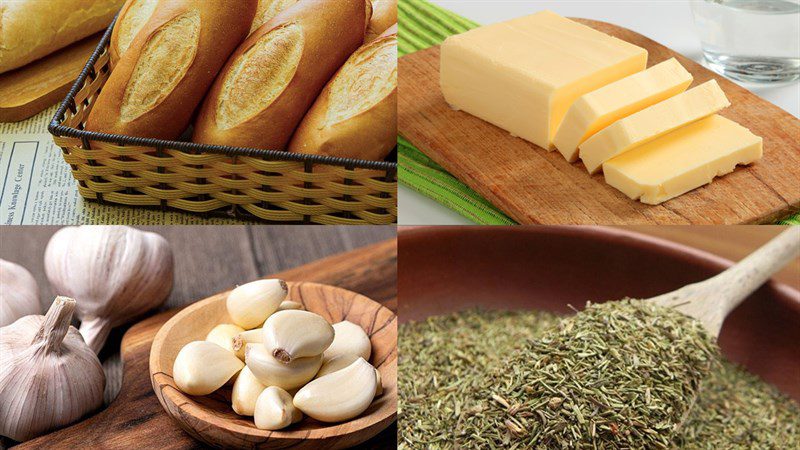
[193,0,369,150]
[86,0,257,139]
[249,0,300,35]
[109,0,160,66]
[365,0,396,42]
[0,0,124,74]
[288,25,397,161]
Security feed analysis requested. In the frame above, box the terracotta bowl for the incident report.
[150,281,397,449]
[398,226,800,401]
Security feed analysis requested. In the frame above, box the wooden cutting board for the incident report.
[398,19,800,225]
[16,240,397,449]
[0,33,101,123]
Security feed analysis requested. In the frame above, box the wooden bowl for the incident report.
[398,226,800,401]
[150,281,397,449]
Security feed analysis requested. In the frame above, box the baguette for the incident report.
[249,0,299,35]
[86,0,257,140]
[0,0,124,74]
[109,0,160,66]
[365,0,396,42]
[288,25,397,161]
[193,0,369,150]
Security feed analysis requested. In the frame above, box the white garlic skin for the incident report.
[254,386,303,431]
[226,279,287,329]
[44,226,174,353]
[293,357,377,423]
[232,328,263,361]
[231,366,267,416]
[245,343,322,390]
[0,296,105,441]
[206,324,245,353]
[0,259,40,327]
[315,354,360,379]
[263,310,334,363]
[323,320,372,362]
[277,300,303,311]
[173,341,244,396]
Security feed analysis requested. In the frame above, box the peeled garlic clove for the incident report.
[278,300,303,311]
[206,324,245,353]
[263,310,334,363]
[44,225,174,353]
[0,259,40,327]
[245,343,322,390]
[293,357,377,423]
[323,320,371,362]
[232,328,263,361]
[0,296,105,441]
[231,366,267,416]
[375,369,383,397]
[315,354,360,379]
[254,386,303,430]
[173,341,244,396]
[227,279,287,329]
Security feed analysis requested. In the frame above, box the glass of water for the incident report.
[690,0,800,84]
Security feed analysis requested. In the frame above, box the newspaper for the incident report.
[0,107,247,225]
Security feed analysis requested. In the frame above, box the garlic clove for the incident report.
[0,296,105,441]
[231,366,267,416]
[232,328,264,361]
[226,279,287,329]
[375,369,383,397]
[173,341,244,396]
[245,343,322,391]
[206,324,245,353]
[254,386,303,430]
[293,357,377,423]
[315,354,360,379]
[263,310,334,363]
[277,300,303,311]
[323,320,372,362]
[0,259,40,327]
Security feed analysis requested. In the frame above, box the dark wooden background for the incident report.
[0,225,396,449]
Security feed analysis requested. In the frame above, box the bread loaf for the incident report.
[288,25,397,161]
[0,0,124,74]
[193,0,369,150]
[249,0,299,35]
[365,0,396,42]
[109,0,160,65]
[86,0,257,140]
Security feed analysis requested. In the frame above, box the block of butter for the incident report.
[603,115,762,205]
[579,80,730,174]
[440,10,647,150]
[553,58,693,162]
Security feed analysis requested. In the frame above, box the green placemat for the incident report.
[397,0,799,225]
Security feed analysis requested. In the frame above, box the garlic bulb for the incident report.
[0,259,40,327]
[206,324,245,353]
[263,310,334,363]
[173,341,244,396]
[231,366,267,416]
[323,320,371,362]
[226,279,287,329]
[293,357,377,423]
[44,226,174,353]
[254,386,303,431]
[232,328,263,361]
[245,343,322,390]
[278,300,303,311]
[0,296,105,441]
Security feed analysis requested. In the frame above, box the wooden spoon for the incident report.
[649,227,799,339]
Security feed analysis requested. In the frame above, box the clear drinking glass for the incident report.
[690,0,800,84]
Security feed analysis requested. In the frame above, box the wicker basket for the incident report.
[48,21,397,225]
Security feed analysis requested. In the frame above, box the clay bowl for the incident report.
[150,281,397,449]
[398,226,800,401]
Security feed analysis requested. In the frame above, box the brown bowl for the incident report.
[150,281,397,449]
[398,226,800,401]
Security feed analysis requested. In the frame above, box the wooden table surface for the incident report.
[0,225,396,449]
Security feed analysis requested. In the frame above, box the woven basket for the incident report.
[48,21,397,225]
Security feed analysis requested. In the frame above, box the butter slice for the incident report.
[579,80,731,174]
[603,115,762,205]
[440,10,647,150]
[553,58,692,162]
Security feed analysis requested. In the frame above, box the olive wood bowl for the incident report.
[398,226,800,401]
[150,281,397,449]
